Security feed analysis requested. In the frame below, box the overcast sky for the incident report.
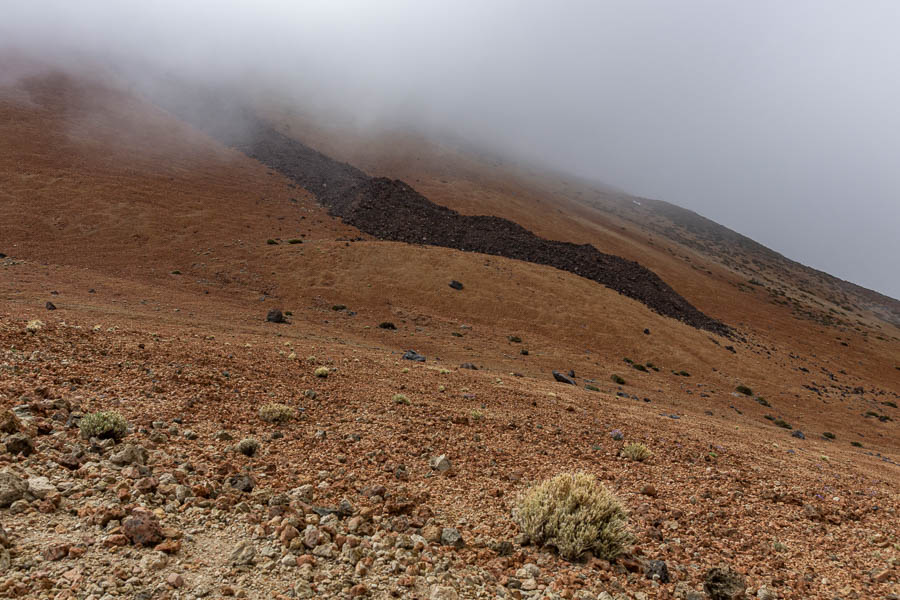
[4,1,899,298]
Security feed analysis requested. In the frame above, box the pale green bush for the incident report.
[515,472,631,561]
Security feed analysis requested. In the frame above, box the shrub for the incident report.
[331,305,346,311]
[610,374,626,385]
[25,319,44,334]
[508,335,522,343]
[471,409,483,421]
[883,401,898,409]
[773,418,792,429]
[520,348,529,355]
[287,239,303,244]
[736,385,753,396]
[677,370,691,377]
[314,367,329,378]
[756,397,771,407]
[621,442,651,461]
[609,429,624,441]
[266,239,278,245]
[236,438,260,457]
[80,411,128,441]
[632,364,648,372]
[850,441,863,447]
[378,322,397,330]
[258,403,294,423]
[585,384,600,392]
[514,472,631,561]
[823,432,835,440]
[392,393,410,405]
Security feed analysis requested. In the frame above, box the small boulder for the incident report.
[123,508,164,547]
[402,350,426,362]
[0,472,27,507]
[440,527,465,548]
[110,443,148,466]
[430,455,451,472]
[459,363,478,370]
[552,371,576,385]
[45,302,57,311]
[704,567,747,600]
[645,559,670,583]
[448,280,464,291]
[27,476,56,499]
[5,433,35,457]
[266,309,286,324]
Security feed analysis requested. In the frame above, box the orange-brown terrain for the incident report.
[0,71,898,600]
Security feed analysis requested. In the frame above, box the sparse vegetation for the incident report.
[378,321,397,330]
[331,304,346,311]
[610,374,626,385]
[287,238,303,244]
[508,335,522,343]
[25,319,44,334]
[266,238,278,245]
[392,393,410,405]
[823,431,835,440]
[621,442,651,461]
[851,441,863,447]
[773,418,792,429]
[756,397,771,407]
[585,384,600,392]
[514,472,631,561]
[79,411,129,441]
[236,438,260,457]
[632,364,648,372]
[314,366,330,378]
[736,385,753,396]
[609,429,624,441]
[471,409,483,421]
[258,403,294,423]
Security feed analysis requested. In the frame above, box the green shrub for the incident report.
[508,335,522,343]
[266,239,278,245]
[632,364,648,372]
[471,409,483,421]
[756,397,771,407]
[677,370,691,377]
[610,374,626,385]
[392,393,410,405]
[736,385,753,396]
[773,418,792,429]
[621,442,652,461]
[331,305,346,311]
[823,432,835,440]
[314,367,329,378]
[287,239,303,244]
[850,441,863,448]
[514,472,631,561]
[883,401,898,409]
[79,411,128,441]
[585,384,600,392]
[258,403,294,423]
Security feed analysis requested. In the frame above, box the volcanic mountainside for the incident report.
[180,106,729,336]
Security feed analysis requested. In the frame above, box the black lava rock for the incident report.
[645,559,670,583]
[378,321,397,330]
[402,350,426,362]
[459,363,478,370]
[552,371,576,385]
[266,309,286,323]
[791,430,806,439]
[228,474,255,493]
[449,280,464,290]
[45,302,56,311]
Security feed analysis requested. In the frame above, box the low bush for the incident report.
[610,374,626,385]
[514,472,631,561]
[736,385,753,396]
[258,403,294,423]
[79,411,128,441]
[621,442,652,461]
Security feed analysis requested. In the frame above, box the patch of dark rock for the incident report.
[704,567,746,600]
[266,309,286,324]
[449,280,464,290]
[45,302,56,311]
[402,350,426,362]
[184,112,730,336]
[552,371,576,385]
[378,322,397,330]
[459,363,478,370]
[645,559,670,583]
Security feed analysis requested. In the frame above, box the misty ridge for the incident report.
[2,0,899,299]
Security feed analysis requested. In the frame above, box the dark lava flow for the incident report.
[173,97,729,335]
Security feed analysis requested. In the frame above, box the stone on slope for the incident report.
[552,370,576,385]
[0,472,27,507]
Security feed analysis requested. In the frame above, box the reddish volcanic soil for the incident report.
[0,72,897,600]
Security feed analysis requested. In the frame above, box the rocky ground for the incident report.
[0,311,897,600]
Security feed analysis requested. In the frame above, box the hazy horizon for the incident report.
[3,1,899,298]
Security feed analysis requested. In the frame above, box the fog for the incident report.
[3,1,899,298]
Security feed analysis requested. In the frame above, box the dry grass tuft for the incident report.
[515,472,631,561]
[258,403,294,423]
[621,442,652,461]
